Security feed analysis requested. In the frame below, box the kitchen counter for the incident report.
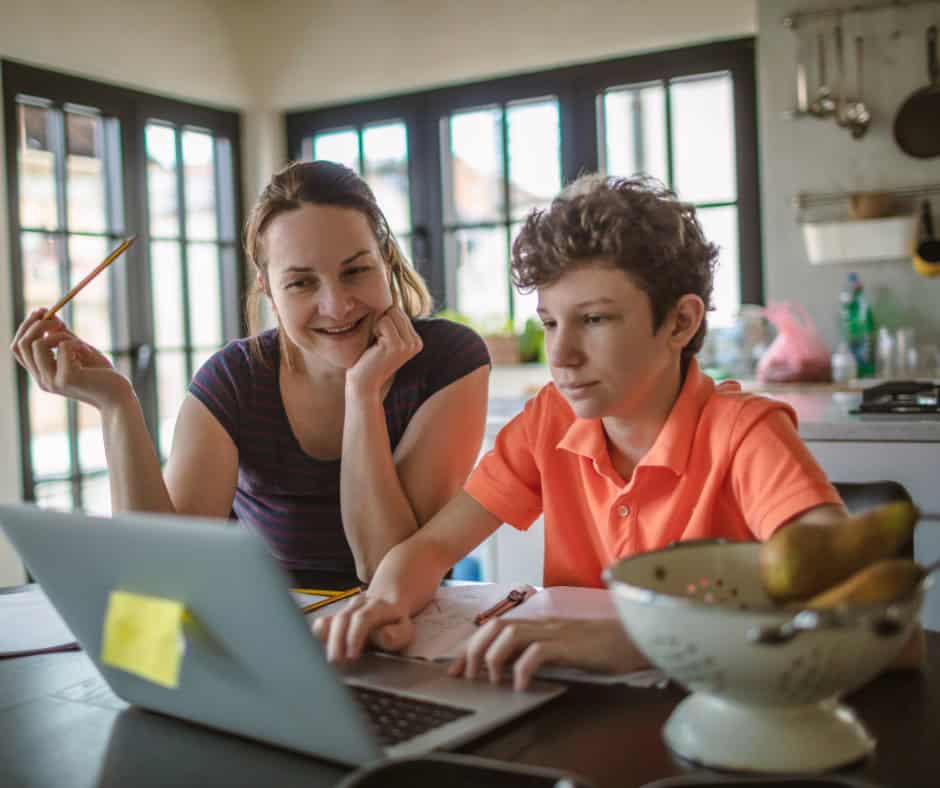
[488,365,940,443]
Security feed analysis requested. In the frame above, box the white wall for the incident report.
[757,0,940,348]
[0,0,253,584]
[228,0,756,111]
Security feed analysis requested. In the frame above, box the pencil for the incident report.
[298,586,363,614]
[44,235,136,320]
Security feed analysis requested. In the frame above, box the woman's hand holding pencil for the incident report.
[10,236,137,410]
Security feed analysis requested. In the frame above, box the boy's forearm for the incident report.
[366,536,454,615]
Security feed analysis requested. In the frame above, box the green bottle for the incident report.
[839,272,877,377]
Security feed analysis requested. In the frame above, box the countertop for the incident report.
[488,365,940,443]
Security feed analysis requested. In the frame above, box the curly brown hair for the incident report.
[511,173,718,363]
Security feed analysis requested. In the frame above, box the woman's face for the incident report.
[262,203,394,371]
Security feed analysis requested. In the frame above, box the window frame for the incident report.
[286,37,762,313]
[3,59,245,503]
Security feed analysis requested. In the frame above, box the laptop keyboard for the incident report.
[350,685,474,746]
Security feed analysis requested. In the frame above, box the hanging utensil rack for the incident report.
[784,0,940,29]
[795,183,940,218]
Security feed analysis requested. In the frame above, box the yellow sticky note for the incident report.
[101,590,186,688]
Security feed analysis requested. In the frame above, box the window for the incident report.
[304,121,414,261]
[286,38,761,325]
[442,99,561,332]
[599,73,741,326]
[4,61,243,511]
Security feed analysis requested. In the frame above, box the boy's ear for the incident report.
[258,274,271,300]
[668,294,705,349]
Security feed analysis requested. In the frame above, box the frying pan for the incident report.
[894,26,940,158]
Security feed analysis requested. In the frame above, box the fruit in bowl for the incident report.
[603,520,927,773]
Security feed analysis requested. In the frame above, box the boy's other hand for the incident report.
[448,617,648,691]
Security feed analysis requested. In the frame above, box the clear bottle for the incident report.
[839,272,877,377]
[831,341,858,383]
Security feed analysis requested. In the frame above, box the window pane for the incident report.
[146,124,180,238]
[448,108,504,223]
[509,222,539,333]
[65,112,107,233]
[29,380,70,478]
[362,122,411,234]
[450,226,509,332]
[22,231,62,312]
[156,351,187,460]
[314,130,360,173]
[601,83,667,183]
[183,130,217,240]
[187,243,222,347]
[77,402,106,473]
[35,480,73,511]
[671,74,736,203]
[81,474,111,516]
[507,99,561,220]
[18,104,59,230]
[68,235,112,350]
[151,241,185,348]
[191,347,215,376]
[696,205,739,327]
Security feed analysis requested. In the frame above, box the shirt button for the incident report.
[617,504,630,518]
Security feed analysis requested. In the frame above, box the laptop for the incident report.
[0,504,564,766]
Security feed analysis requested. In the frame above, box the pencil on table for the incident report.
[43,235,136,320]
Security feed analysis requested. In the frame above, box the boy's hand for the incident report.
[448,618,648,691]
[312,595,415,663]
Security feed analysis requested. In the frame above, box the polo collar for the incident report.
[555,359,720,478]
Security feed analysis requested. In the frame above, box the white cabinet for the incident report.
[806,440,940,631]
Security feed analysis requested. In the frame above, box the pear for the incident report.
[760,501,919,604]
[805,559,925,608]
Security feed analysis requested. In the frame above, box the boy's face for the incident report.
[537,261,682,420]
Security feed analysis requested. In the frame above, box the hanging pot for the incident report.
[893,26,940,158]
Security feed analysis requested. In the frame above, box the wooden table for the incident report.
[2,633,939,787]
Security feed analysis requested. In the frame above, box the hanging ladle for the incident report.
[842,35,872,138]
[809,29,836,117]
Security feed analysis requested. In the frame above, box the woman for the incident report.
[11,161,490,587]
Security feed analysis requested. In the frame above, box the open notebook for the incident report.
[303,583,667,688]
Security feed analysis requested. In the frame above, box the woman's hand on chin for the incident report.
[346,305,422,399]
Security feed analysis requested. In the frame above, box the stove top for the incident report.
[852,381,940,414]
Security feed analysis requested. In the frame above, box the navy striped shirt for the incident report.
[188,319,490,579]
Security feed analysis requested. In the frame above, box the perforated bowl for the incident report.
[603,540,925,774]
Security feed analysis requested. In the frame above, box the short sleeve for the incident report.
[464,400,543,530]
[415,319,490,400]
[728,404,844,540]
[188,341,248,445]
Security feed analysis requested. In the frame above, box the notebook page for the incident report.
[0,584,78,657]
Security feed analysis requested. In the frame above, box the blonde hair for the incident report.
[243,160,432,366]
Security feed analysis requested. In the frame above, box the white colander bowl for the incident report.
[603,539,925,774]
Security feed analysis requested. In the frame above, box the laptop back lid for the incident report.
[0,504,384,765]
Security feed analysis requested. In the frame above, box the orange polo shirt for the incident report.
[465,359,843,588]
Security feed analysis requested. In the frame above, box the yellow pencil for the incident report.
[44,235,136,320]
[293,586,362,614]
[292,586,362,598]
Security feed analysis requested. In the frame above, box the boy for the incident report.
[314,174,878,688]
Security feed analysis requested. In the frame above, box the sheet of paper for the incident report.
[401,584,523,661]
[502,586,618,621]
[101,590,186,688]
[534,665,669,688]
[0,584,78,658]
